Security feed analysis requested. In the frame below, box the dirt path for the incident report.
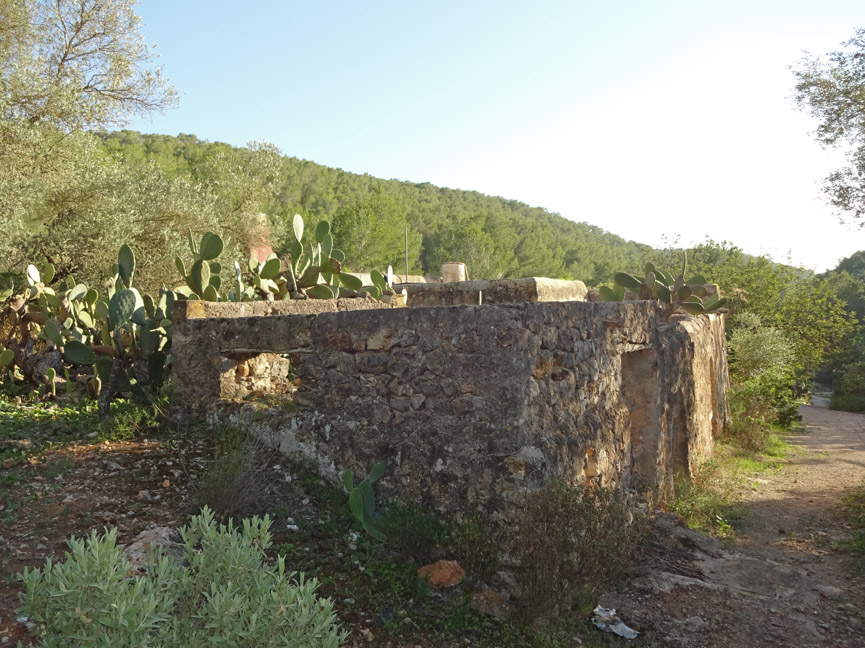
[600,404,865,647]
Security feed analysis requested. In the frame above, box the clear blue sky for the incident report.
[130,0,865,271]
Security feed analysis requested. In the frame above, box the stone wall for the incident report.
[171,293,728,534]
[171,297,395,419]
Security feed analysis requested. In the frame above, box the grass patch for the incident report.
[0,398,100,464]
[670,432,794,538]
[669,460,740,538]
[192,425,279,520]
[836,482,865,553]
[0,396,171,465]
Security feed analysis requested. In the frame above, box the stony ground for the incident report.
[1,402,864,646]
[600,403,865,647]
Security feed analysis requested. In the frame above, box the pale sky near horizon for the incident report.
[129,0,865,273]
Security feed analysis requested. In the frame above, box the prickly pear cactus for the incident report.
[600,253,727,320]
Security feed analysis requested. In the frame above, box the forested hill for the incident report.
[97,131,652,285]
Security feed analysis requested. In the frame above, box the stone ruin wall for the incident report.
[171,279,728,539]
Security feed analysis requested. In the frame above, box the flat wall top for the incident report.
[173,297,394,322]
[405,277,587,306]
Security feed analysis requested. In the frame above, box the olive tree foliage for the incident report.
[1,132,282,291]
[1,0,177,130]
[792,29,865,222]
[0,1,281,290]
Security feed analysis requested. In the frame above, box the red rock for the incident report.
[417,559,465,588]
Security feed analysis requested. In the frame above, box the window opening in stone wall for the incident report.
[219,351,299,408]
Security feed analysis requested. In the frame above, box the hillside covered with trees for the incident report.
[95,130,654,287]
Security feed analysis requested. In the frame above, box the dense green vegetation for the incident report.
[2,1,860,424]
[93,129,656,286]
[820,251,865,411]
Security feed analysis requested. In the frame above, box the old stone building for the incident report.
[170,277,728,537]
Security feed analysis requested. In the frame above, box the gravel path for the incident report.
[600,403,865,647]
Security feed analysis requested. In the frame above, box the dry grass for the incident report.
[511,482,636,620]
[192,425,278,520]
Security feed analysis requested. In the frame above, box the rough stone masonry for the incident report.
[171,278,728,538]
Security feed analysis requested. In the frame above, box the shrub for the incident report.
[831,361,865,412]
[726,314,803,447]
[831,391,865,412]
[511,482,634,620]
[194,425,277,520]
[727,312,795,380]
[18,507,347,647]
[725,368,800,451]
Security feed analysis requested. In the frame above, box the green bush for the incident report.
[831,361,865,412]
[18,507,347,647]
[728,312,795,380]
[726,314,803,447]
[726,367,801,450]
[831,391,865,412]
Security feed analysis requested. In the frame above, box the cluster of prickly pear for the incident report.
[174,230,225,301]
[174,217,367,302]
[600,253,728,320]
[284,214,364,299]
[89,245,174,416]
[360,266,404,303]
[0,244,175,414]
[23,262,102,351]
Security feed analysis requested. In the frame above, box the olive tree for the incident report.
[792,29,865,222]
[1,0,177,130]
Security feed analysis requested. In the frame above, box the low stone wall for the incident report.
[171,293,728,535]
[659,315,729,481]
[171,297,395,419]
